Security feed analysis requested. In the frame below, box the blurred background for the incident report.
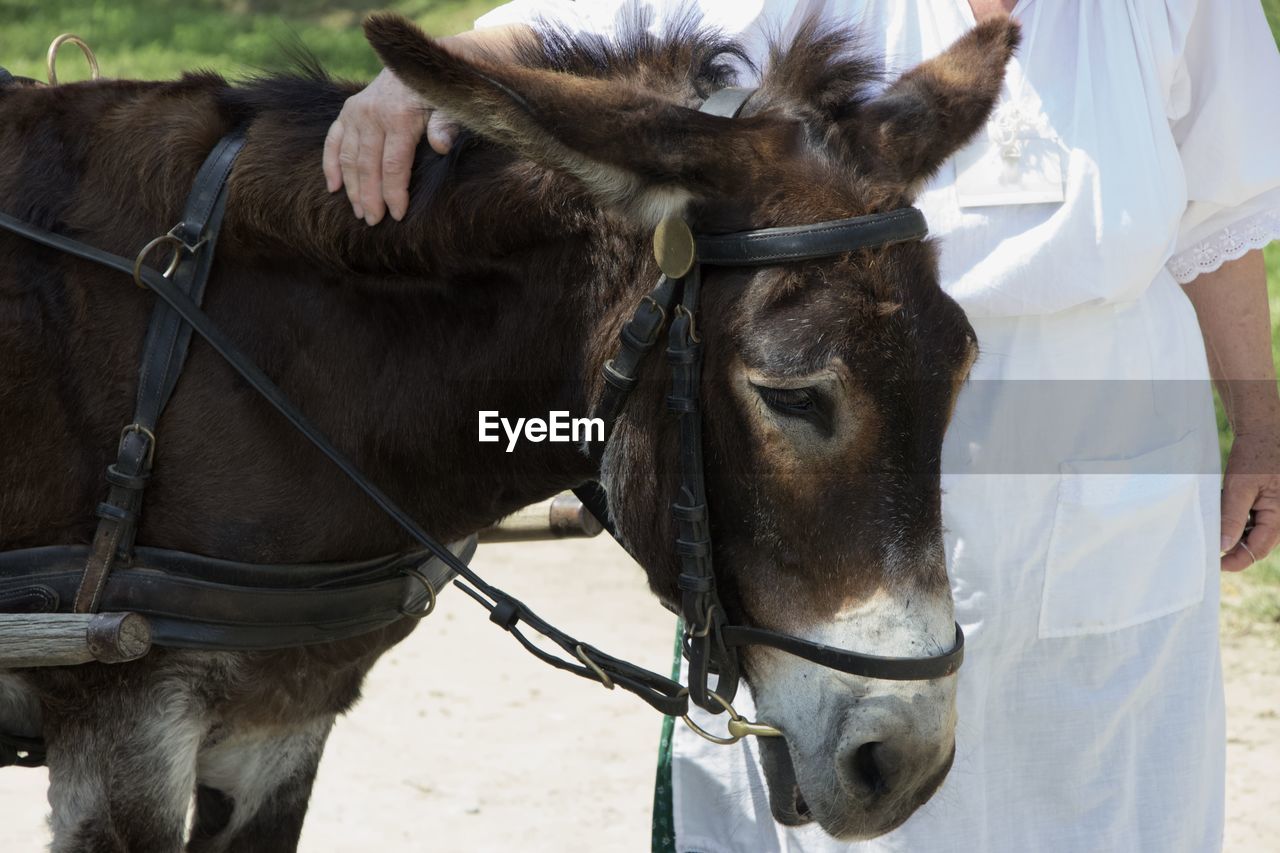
[0,2,1277,847]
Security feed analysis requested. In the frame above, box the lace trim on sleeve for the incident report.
[1167,208,1280,284]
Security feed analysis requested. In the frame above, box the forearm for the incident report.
[1183,249,1280,434]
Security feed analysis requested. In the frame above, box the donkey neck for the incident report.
[197,222,651,558]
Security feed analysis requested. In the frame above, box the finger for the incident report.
[1239,505,1280,570]
[1219,480,1257,554]
[339,126,364,220]
[1218,537,1259,571]
[357,126,387,226]
[427,111,459,156]
[382,127,418,222]
[323,120,345,193]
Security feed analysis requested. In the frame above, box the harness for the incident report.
[0,81,962,765]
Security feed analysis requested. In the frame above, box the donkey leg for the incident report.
[186,715,334,853]
[43,684,205,853]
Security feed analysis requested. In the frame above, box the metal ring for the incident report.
[574,645,615,690]
[681,713,741,745]
[1238,541,1258,565]
[398,568,438,619]
[119,423,157,469]
[47,34,100,86]
[680,690,782,745]
[132,234,186,290]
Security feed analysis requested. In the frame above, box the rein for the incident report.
[0,84,961,750]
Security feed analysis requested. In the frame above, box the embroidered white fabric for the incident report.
[1167,208,1280,283]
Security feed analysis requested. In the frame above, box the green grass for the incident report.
[0,0,503,82]
[1266,0,1280,49]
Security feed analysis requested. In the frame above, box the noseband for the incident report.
[0,85,961,748]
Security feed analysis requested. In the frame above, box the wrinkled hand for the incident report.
[1220,429,1280,571]
[322,67,460,225]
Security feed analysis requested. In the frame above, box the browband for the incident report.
[696,207,929,266]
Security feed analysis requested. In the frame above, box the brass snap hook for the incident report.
[47,34,100,86]
[680,690,783,745]
[574,645,615,690]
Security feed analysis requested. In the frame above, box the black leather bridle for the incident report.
[0,84,961,748]
[573,87,962,732]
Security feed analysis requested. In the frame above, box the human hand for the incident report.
[1220,429,1280,571]
[322,67,460,225]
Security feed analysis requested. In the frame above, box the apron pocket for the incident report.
[1039,431,1207,639]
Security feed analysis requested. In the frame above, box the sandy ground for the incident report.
[0,534,1276,851]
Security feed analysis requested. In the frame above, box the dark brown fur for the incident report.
[0,14,1016,849]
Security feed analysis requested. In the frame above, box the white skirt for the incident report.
[658,273,1226,853]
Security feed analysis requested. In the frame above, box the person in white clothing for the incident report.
[323,2,1280,850]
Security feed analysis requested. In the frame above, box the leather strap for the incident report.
[723,623,965,681]
[696,207,929,266]
[666,266,739,711]
[593,275,680,446]
[74,133,246,613]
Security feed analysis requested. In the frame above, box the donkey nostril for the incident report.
[793,786,812,820]
[849,742,889,795]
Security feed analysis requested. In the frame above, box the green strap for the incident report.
[651,619,683,853]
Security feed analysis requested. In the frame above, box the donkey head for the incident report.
[365,14,1016,840]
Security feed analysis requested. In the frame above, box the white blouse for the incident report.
[477,0,1280,318]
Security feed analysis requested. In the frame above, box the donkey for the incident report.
[0,12,1015,850]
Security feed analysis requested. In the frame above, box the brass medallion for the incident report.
[653,217,695,279]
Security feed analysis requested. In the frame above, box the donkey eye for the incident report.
[752,384,820,418]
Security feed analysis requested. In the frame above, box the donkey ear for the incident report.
[363,14,800,224]
[852,17,1020,187]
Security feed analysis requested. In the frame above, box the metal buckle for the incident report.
[118,424,157,469]
[674,304,701,343]
[680,690,782,745]
[398,567,439,619]
[640,294,667,326]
